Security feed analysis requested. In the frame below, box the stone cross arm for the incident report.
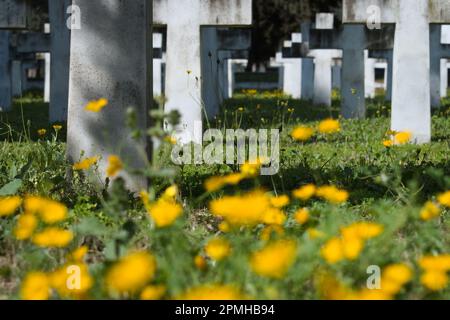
[343,0,450,23]
[216,28,251,50]
[0,0,28,29]
[14,32,50,53]
[154,0,252,25]
[309,25,395,51]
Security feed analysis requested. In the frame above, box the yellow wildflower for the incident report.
[73,156,99,171]
[241,159,263,177]
[381,263,413,295]
[341,222,384,240]
[23,196,68,224]
[318,119,340,134]
[342,236,364,260]
[250,239,297,279]
[420,201,441,221]
[85,98,108,112]
[32,228,73,248]
[421,271,449,291]
[0,196,22,217]
[106,252,156,294]
[316,185,349,204]
[383,140,393,148]
[53,124,63,131]
[307,228,325,240]
[261,208,286,226]
[162,185,178,200]
[68,246,89,262]
[14,214,38,240]
[204,176,227,193]
[218,221,231,233]
[437,191,450,208]
[147,199,183,228]
[223,173,244,185]
[270,195,290,208]
[294,208,310,225]
[106,155,123,178]
[140,285,166,300]
[291,126,314,141]
[178,284,245,300]
[205,238,231,261]
[21,272,50,300]
[321,237,344,264]
[394,131,412,145]
[50,263,93,298]
[37,129,47,137]
[164,136,177,145]
[418,255,450,272]
[260,225,284,241]
[194,255,207,270]
[210,190,271,227]
[293,184,316,201]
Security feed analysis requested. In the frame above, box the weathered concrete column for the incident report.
[391,1,431,143]
[48,0,72,122]
[67,0,152,191]
[0,31,11,111]
[441,59,449,97]
[365,50,376,99]
[275,52,301,99]
[153,32,163,97]
[44,23,50,103]
[310,50,341,107]
[154,0,252,144]
[11,60,21,97]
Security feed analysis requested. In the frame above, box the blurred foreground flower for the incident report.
[106,155,123,178]
[318,119,340,134]
[250,239,297,279]
[85,98,108,112]
[106,252,157,294]
[291,126,314,142]
[0,196,22,217]
[73,156,99,171]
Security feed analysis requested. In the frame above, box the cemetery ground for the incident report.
[0,91,450,300]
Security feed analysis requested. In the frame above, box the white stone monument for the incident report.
[153,32,164,97]
[154,0,252,143]
[67,0,153,191]
[343,0,450,143]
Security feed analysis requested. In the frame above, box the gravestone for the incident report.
[44,23,50,103]
[218,50,248,99]
[11,59,21,96]
[0,0,27,29]
[0,31,11,111]
[430,25,450,107]
[201,27,251,118]
[281,23,314,101]
[332,59,342,89]
[344,0,450,143]
[369,49,393,101]
[154,0,252,143]
[67,0,152,191]
[153,32,164,96]
[442,59,450,97]
[365,50,377,98]
[308,13,394,117]
[275,34,302,99]
[48,0,72,122]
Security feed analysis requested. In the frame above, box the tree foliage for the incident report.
[248,0,340,67]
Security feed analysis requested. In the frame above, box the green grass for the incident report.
[0,95,450,300]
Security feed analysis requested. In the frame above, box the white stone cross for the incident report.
[154,0,252,144]
[430,25,450,107]
[153,32,165,97]
[343,0,450,143]
[67,0,153,191]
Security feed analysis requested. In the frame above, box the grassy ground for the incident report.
[0,92,449,300]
